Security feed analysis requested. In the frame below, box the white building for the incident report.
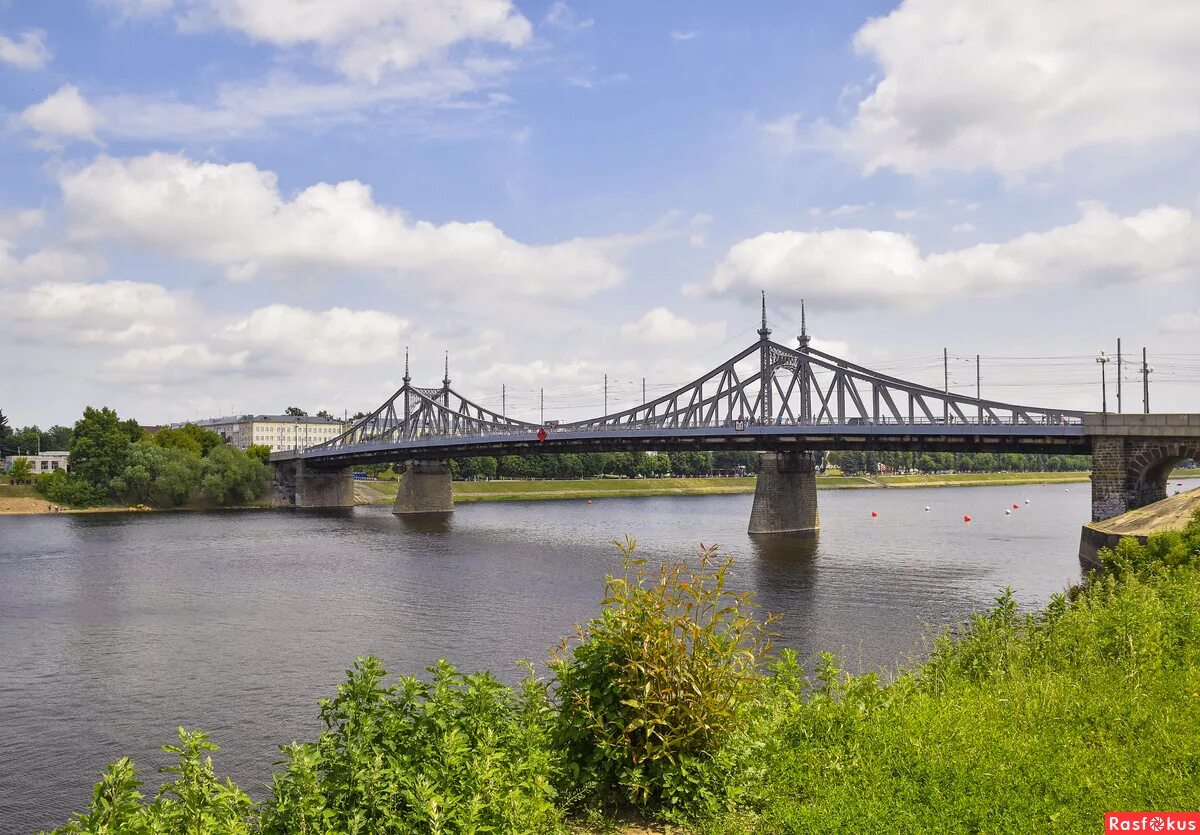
[188,415,347,453]
[3,451,69,475]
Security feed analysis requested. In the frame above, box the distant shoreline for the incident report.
[5,471,1196,514]
[358,471,1100,505]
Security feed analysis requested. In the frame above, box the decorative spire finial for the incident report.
[798,299,810,351]
[443,350,450,388]
[403,346,410,383]
[757,290,771,340]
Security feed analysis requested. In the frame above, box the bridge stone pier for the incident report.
[748,451,820,535]
[1087,414,1200,521]
[272,457,354,508]
[393,460,454,515]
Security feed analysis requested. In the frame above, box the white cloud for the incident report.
[544,2,593,32]
[0,210,102,284]
[94,0,174,17]
[758,113,802,154]
[619,307,725,345]
[220,304,409,366]
[670,30,699,42]
[952,222,975,233]
[1161,312,1200,333]
[0,29,51,70]
[59,152,628,301]
[702,202,1200,310]
[841,0,1200,176]
[3,280,194,344]
[104,0,532,84]
[688,213,713,248]
[103,342,250,382]
[828,203,871,217]
[19,85,105,144]
[894,209,918,221]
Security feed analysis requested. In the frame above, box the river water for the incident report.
[2,479,1197,832]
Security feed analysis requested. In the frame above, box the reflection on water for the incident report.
[3,479,1197,831]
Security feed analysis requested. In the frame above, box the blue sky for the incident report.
[2,0,1199,427]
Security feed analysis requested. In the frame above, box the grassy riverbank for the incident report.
[354,471,1092,505]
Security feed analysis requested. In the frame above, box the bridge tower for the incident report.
[749,294,819,535]
[758,291,772,423]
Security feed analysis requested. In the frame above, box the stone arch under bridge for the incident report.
[1088,415,1200,521]
[1127,444,1200,509]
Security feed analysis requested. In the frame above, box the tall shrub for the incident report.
[550,539,775,819]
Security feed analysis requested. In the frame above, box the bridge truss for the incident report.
[306,307,1084,463]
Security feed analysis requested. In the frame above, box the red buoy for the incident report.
[871,511,878,518]
[1013,503,1019,509]
[963,514,972,523]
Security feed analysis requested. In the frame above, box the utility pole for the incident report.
[604,373,608,414]
[540,387,544,425]
[943,347,949,423]
[642,377,646,404]
[502,384,506,418]
[1142,348,1152,414]
[976,354,981,424]
[1096,351,1110,413]
[1116,338,1122,414]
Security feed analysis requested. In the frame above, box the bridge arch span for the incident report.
[1128,443,1199,509]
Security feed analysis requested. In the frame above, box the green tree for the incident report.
[43,425,73,450]
[0,409,10,441]
[12,425,42,454]
[8,457,33,484]
[152,424,224,457]
[245,444,272,465]
[198,445,271,505]
[315,409,334,420]
[109,443,202,507]
[69,407,131,491]
[284,406,307,417]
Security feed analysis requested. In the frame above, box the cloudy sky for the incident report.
[2,0,1199,428]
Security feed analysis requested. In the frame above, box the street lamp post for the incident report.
[1096,351,1111,413]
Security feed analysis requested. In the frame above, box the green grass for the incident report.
[705,522,1200,834]
[0,482,39,498]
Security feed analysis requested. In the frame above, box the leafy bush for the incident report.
[50,728,254,835]
[7,457,33,484]
[109,442,203,507]
[35,469,108,507]
[550,539,775,820]
[261,656,564,834]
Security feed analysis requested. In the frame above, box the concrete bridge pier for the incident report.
[273,458,355,508]
[394,459,454,515]
[748,451,820,535]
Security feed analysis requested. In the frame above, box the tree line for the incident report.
[3,406,273,508]
[363,449,1096,481]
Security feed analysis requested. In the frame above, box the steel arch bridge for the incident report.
[281,305,1089,470]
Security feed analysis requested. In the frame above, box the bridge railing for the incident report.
[302,413,1086,455]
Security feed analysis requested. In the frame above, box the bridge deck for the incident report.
[275,422,1089,468]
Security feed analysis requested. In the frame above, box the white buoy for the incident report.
[1025,499,1030,504]
[924,506,931,512]
[1005,509,1012,515]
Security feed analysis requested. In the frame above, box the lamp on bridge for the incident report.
[1096,350,1111,413]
